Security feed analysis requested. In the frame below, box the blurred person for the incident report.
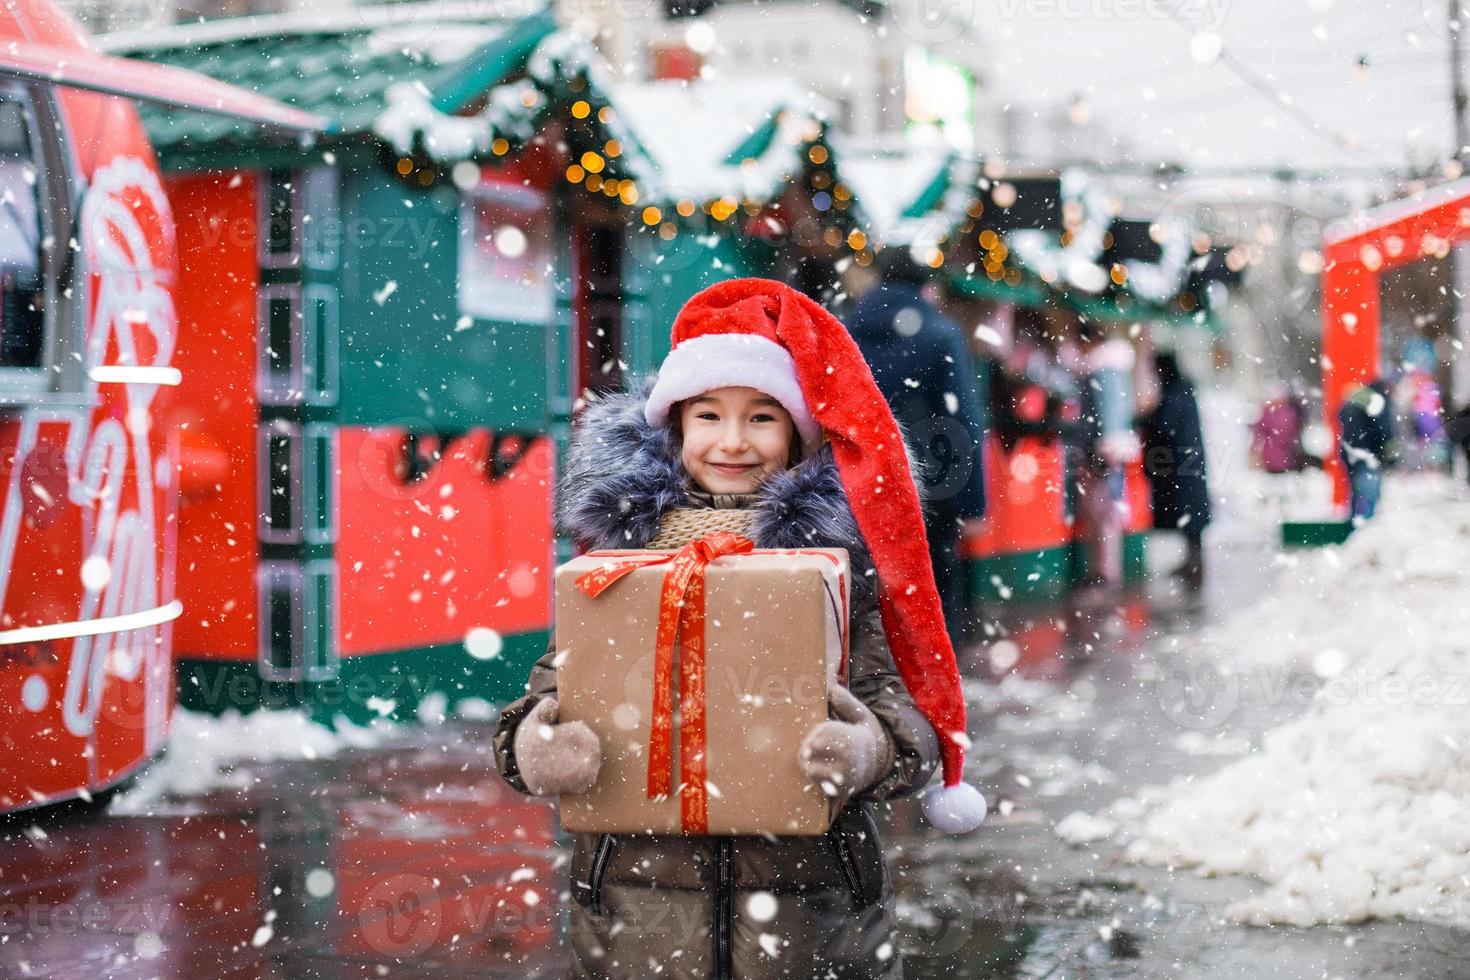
[1392,363,1446,470]
[1250,381,1306,475]
[1451,402,1470,489]
[1074,321,1140,589]
[1338,378,1394,524]
[1140,353,1211,590]
[844,247,986,642]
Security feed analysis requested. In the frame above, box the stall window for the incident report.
[301,166,339,271]
[261,559,337,683]
[260,169,300,268]
[257,562,302,682]
[574,225,623,400]
[303,284,339,405]
[457,182,554,324]
[304,423,335,545]
[259,420,303,544]
[258,283,302,404]
[304,560,338,681]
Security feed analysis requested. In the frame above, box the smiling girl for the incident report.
[493,278,983,979]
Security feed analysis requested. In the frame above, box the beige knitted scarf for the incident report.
[646,484,758,549]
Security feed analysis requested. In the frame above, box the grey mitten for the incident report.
[798,686,895,804]
[513,697,602,797]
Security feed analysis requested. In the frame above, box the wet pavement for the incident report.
[901,540,1470,979]
[2,537,1464,979]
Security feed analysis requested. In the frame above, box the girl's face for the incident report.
[678,386,796,494]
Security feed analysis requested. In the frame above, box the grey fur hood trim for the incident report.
[555,382,889,614]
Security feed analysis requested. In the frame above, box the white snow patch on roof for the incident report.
[836,143,950,233]
[609,78,832,203]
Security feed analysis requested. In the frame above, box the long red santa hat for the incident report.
[645,277,986,834]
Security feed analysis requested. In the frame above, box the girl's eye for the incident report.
[750,413,776,423]
[694,412,719,421]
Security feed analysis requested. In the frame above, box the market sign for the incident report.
[458,181,555,324]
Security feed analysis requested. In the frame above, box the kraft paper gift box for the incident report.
[554,543,849,836]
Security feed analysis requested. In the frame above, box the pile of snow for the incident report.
[109,708,396,815]
[1055,810,1118,846]
[1188,473,1470,672]
[1073,477,1470,927]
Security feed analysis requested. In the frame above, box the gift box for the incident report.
[554,534,850,836]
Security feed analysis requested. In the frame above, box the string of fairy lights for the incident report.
[375,29,1232,316]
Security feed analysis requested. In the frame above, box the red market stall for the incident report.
[1320,178,1470,514]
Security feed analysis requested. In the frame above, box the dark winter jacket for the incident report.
[844,282,986,523]
[492,385,941,980]
[1139,356,1211,533]
[1452,403,1470,462]
[1338,381,1394,469]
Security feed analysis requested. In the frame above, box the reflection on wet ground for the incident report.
[2,540,1465,978]
[1,732,567,978]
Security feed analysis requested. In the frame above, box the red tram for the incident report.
[0,0,320,813]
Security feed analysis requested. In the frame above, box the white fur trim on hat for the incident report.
[644,333,821,448]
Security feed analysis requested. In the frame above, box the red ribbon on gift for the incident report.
[575,531,756,833]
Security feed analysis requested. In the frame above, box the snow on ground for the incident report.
[1187,472,1470,673]
[1067,475,1470,928]
[109,708,397,816]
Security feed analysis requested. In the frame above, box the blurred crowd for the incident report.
[833,250,1215,626]
[833,252,1470,632]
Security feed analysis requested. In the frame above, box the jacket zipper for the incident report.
[827,825,866,909]
[588,834,614,915]
[716,838,733,980]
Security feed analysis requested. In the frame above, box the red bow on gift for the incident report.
[575,531,755,834]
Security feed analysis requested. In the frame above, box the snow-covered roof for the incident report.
[118,6,556,153]
[375,66,847,213]
[608,78,833,204]
[98,0,543,54]
[1009,169,1120,294]
[836,142,952,234]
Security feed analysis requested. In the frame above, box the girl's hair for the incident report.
[668,399,805,470]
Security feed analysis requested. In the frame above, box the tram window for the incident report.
[0,97,44,370]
